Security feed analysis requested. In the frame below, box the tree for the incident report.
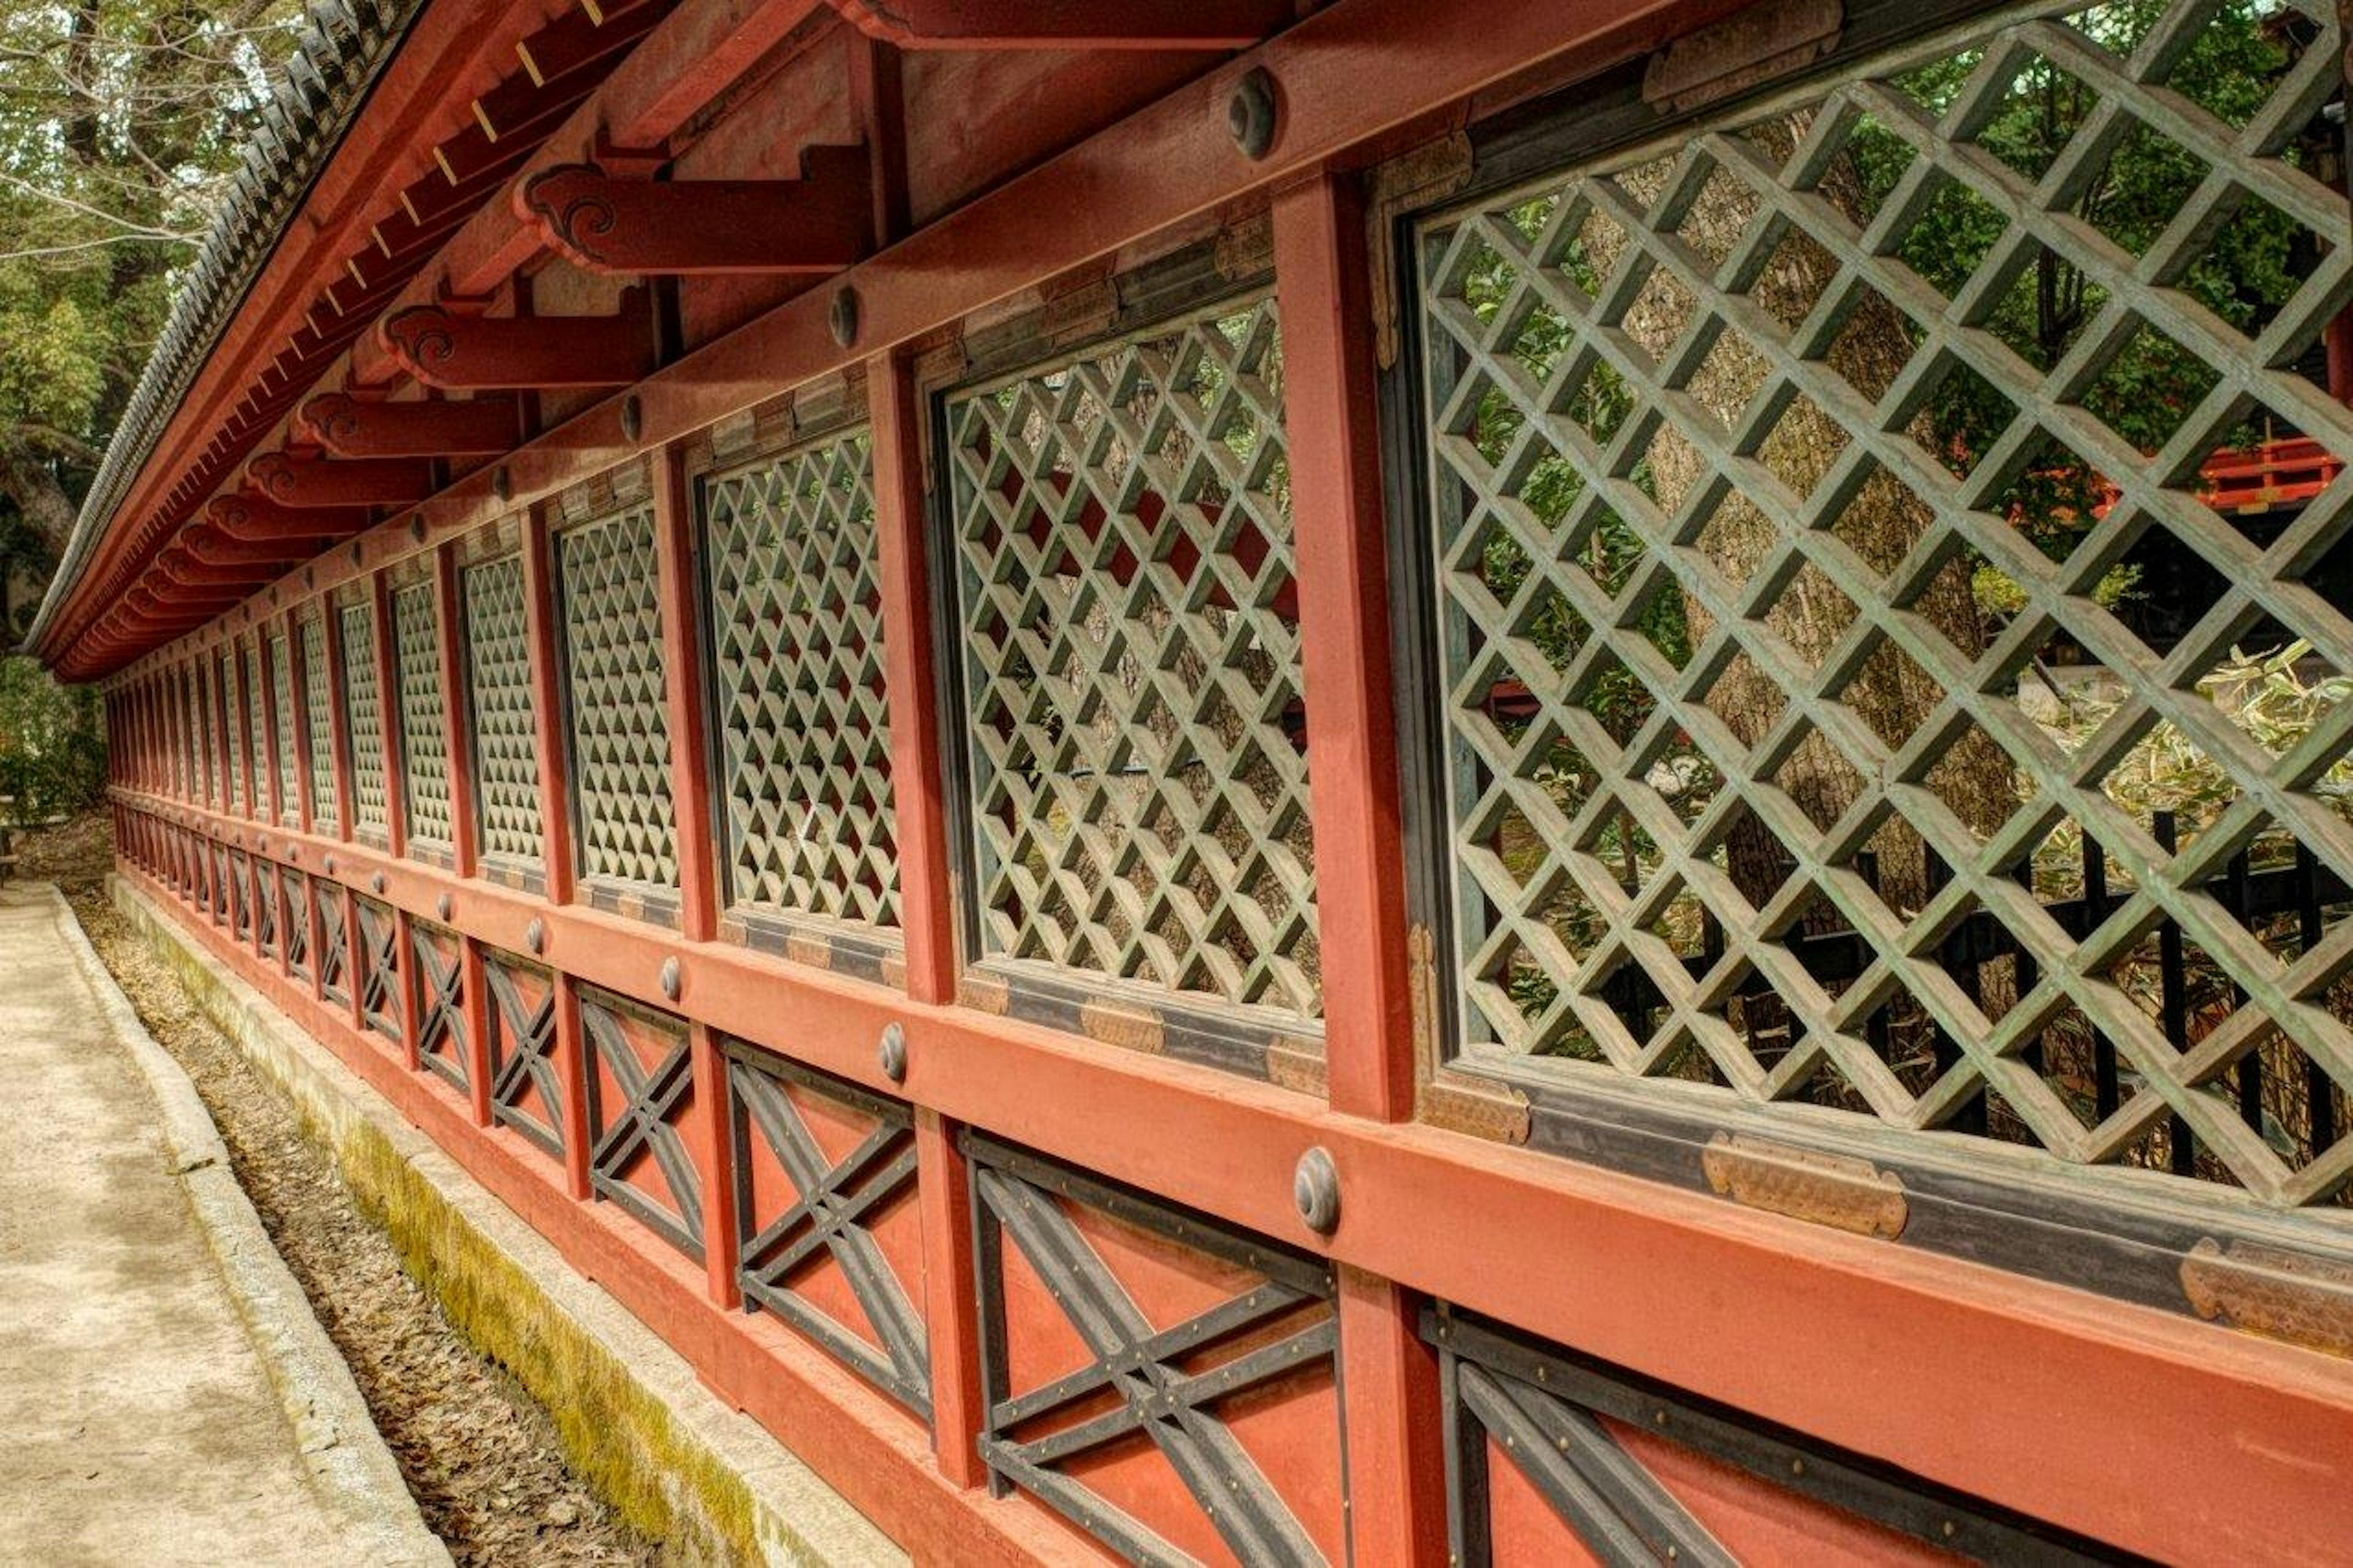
[0,0,302,593]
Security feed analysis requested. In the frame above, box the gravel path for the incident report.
[31,820,661,1566]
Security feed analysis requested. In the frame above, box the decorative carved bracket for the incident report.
[248,450,436,508]
[302,393,525,458]
[519,146,874,276]
[178,525,309,574]
[379,291,655,389]
[205,493,365,545]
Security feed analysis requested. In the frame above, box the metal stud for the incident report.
[349,542,364,567]
[1292,1146,1339,1235]
[660,955,682,1001]
[1227,67,1279,161]
[526,916,546,955]
[620,393,643,443]
[828,286,860,349]
[371,872,387,895]
[436,892,453,921]
[877,1021,907,1083]
[324,854,336,874]
[409,517,426,544]
[492,465,512,502]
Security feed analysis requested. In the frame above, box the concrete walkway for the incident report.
[0,882,442,1566]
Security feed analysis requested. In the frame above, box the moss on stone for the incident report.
[117,885,802,1567]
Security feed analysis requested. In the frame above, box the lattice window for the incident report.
[270,632,298,827]
[218,649,243,807]
[182,667,206,806]
[945,296,1319,1020]
[463,555,544,865]
[341,602,389,836]
[393,581,454,850]
[705,430,898,930]
[244,643,268,816]
[558,508,678,890]
[1416,0,2353,1206]
[301,613,339,834]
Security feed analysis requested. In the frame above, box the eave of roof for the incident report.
[24,0,432,663]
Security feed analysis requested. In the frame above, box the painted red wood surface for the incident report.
[72,0,2353,1561]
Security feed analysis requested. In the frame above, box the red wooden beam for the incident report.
[178,526,311,575]
[380,297,655,390]
[303,393,526,458]
[248,450,437,509]
[207,493,367,545]
[518,146,873,276]
[828,0,1288,49]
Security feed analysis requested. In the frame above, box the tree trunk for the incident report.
[0,445,80,560]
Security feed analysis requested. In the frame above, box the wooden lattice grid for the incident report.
[182,664,210,808]
[243,642,267,816]
[340,600,389,836]
[461,553,544,866]
[269,631,298,828]
[217,648,243,808]
[1415,0,2353,1205]
[300,612,339,833]
[393,580,455,850]
[704,428,900,931]
[945,294,1320,1022]
[557,507,680,891]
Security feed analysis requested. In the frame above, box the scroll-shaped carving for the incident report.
[246,449,433,507]
[518,148,873,278]
[379,295,654,390]
[301,392,522,459]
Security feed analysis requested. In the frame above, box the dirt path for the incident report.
[31,818,662,1566]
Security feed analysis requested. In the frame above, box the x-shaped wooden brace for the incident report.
[409,928,468,1088]
[733,1063,928,1414]
[976,1164,1333,1566]
[282,874,309,975]
[317,888,349,999]
[357,904,401,1040]
[485,960,561,1156]
[229,853,251,937]
[254,863,277,954]
[584,1002,703,1254]
[1455,1360,1732,1567]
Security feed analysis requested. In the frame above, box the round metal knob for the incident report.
[526,916,546,955]
[436,893,453,922]
[1293,1146,1340,1235]
[660,955,683,1001]
[877,1021,908,1084]
[1227,68,1279,161]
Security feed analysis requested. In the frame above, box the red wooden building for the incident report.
[34,0,2353,1558]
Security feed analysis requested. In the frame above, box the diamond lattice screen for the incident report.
[393,582,454,849]
[946,296,1318,1020]
[463,554,544,866]
[1418,0,2353,1206]
[705,430,900,931]
[301,613,338,833]
[340,602,388,836]
[270,632,298,825]
[243,645,268,814]
[217,650,243,806]
[184,667,209,807]
[558,508,679,889]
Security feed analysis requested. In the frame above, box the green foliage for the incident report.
[0,656,107,818]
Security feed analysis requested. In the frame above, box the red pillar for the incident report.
[871,348,987,1489]
[1274,167,1449,1566]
